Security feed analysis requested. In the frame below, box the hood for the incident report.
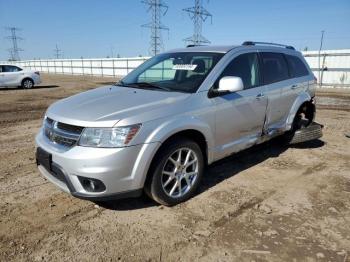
[46,86,191,127]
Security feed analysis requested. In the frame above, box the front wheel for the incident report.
[145,138,204,206]
[22,79,34,89]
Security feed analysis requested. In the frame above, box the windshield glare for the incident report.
[120,52,224,93]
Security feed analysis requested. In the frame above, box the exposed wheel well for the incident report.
[298,100,316,123]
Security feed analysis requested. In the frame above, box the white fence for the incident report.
[6,57,150,77]
[303,49,350,88]
[3,49,350,87]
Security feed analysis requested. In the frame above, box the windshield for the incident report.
[119,52,224,93]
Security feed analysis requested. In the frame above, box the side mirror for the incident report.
[218,76,244,93]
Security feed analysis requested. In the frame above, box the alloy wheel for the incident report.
[161,147,199,198]
[23,80,33,89]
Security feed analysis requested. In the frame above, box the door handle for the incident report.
[291,84,298,90]
[256,93,265,99]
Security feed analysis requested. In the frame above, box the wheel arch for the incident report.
[142,128,209,194]
[286,92,315,130]
[21,77,34,86]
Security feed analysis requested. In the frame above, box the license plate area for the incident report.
[36,147,52,171]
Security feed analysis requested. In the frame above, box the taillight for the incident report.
[35,71,40,76]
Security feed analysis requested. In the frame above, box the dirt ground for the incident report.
[0,74,349,262]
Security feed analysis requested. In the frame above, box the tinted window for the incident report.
[219,53,260,89]
[2,65,22,72]
[261,52,289,84]
[286,55,309,78]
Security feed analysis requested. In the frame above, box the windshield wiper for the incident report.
[125,82,171,91]
[114,80,127,86]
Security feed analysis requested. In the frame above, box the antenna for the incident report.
[5,27,23,61]
[141,0,169,56]
[183,0,212,46]
[53,44,63,59]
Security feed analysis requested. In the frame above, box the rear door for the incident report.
[281,54,311,115]
[211,51,268,159]
[259,52,291,131]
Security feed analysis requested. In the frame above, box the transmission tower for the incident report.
[141,0,169,55]
[5,27,23,61]
[53,44,63,59]
[183,0,212,46]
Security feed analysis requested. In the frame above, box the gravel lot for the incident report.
[0,74,349,261]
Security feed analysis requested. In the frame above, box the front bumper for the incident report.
[35,130,160,200]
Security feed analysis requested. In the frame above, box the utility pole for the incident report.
[183,0,212,46]
[5,27,23,61]
[318,30,325,87]
[53,44,62,59]
[141,0,169,56]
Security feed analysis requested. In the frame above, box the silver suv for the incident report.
[36,42,318,206]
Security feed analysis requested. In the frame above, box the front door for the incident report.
[211,52,267,160]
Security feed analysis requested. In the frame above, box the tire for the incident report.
[21,78,34,89]
[145,138,204,206]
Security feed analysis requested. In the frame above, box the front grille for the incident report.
[44,117,84,147]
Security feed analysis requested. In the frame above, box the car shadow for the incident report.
[97,138,325,211]
[0,85,59,91]
[33,85,59,89]
[199,138,325,193]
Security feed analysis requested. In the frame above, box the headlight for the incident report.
[78,124,141,148]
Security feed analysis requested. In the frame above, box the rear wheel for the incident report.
[145,138,204,206]
[21,78,34,89]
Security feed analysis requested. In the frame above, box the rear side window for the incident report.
[219,52,260,89]
[261,52,289,84]
[286,55,309,78]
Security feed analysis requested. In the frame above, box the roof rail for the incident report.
[186,44,206,48]
[242,41,295,50]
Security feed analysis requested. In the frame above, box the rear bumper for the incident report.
[33,76,42,85]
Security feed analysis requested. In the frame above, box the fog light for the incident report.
[78,176,106,192]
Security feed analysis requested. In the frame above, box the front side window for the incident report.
[261,52,289,84]
[285,55,309,78]
[120,52,224,93]
[217,52,260,89]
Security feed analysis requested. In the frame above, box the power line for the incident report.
[53,44,63,59]
[5,27,23,61]
[183,0,212,46]
[141,0,169,56]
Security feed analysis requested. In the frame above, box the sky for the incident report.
[0,0,349,60]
